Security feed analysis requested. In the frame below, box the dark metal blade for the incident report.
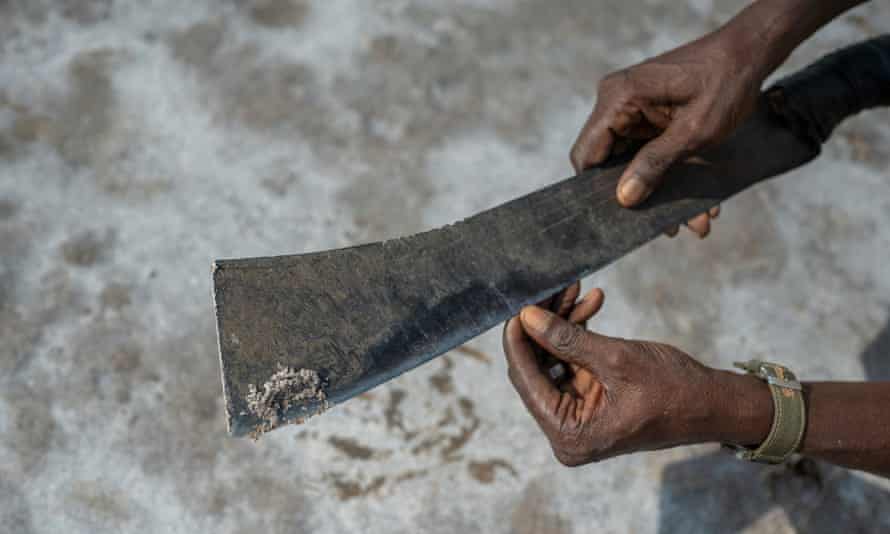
[213,99,818,437]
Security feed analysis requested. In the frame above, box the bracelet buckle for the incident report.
[728,359,807,464]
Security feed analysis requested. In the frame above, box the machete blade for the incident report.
[213,100,817,437]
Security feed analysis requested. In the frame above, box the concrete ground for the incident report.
[2,1,890,532]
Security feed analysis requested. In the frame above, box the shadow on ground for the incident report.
[657,316,890,533]
[859,311,890,381]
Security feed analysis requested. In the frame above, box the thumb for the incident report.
[615,122,697,207]
[519,306,620,371]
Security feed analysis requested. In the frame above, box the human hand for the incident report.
[503,290,772,466]
[570,30,766,237]
[527,282,606,383]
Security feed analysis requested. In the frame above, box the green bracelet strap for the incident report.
[731,359,806,464]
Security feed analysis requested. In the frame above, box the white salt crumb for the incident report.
[245,365,328,438]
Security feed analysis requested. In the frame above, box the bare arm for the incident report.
[715,374,890,477]
[726,0,870,79]
[802,383,890,477]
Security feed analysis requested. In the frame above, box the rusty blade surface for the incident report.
[213,99,818,437]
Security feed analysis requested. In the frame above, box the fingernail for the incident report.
[618,175,650,206]
[520,306,551,334]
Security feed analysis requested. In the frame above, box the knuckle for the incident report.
[683,129,707,149]
[569,144,584,168]
[603,349,624,370]
[678,118,712,149]
[553,449,582,467]
[641,148,670,175]
[597,72,618,91]
[550,323,584,354]
[599,70,632,96]
[683,116,704,136]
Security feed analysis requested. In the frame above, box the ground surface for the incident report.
[2,1,890,533]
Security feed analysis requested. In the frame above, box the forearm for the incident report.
[716,0,868,80]
[799,382,890,476]
[708,371,890,477]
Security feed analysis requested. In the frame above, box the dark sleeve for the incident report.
[768,35,890,147]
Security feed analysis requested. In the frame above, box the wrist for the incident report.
[717,0,867,82]
[703,369,774,447]
[713,13,783,83]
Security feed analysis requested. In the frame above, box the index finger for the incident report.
[570,107,616,174]
[503,316,560,430]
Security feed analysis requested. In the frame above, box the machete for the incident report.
[213,36,890,437]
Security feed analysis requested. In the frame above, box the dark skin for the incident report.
[507,0,890,477]
[506,288,890,477]
[571,0,867,237]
